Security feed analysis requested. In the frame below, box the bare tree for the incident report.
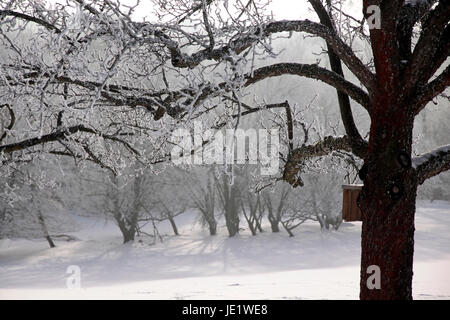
[301,173,343,231]
[215,169,241,237]
[262,183,292,233]
[88,168,154,244]
[182,167,217,236]
[280,210,310,237]
[109,173,140,243]
[0,162,68,248]
[153,190,187,236]
[240,191,263,236]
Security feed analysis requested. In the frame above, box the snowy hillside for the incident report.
[1,200,449,300]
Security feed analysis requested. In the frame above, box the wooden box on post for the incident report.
[342,184,363,222]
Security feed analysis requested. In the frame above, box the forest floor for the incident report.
[1,200,449,299]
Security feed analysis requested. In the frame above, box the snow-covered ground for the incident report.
[1,200,449,300]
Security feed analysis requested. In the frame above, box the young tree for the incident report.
[299,173,343,231]
[152,179,189,236]
[240,190,263,236]
[215,169,241,237]
[262,182,292,233]
[85,168,154,244]
[181,167,218,236]
[108,172,141,243]
[1,0,448,299]
[0,161,72,247]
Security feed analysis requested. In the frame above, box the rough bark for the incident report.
[359,97,416,300]
[269,219,280,233]
[117,217,136,243]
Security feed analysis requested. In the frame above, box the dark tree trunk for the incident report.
[359,98,417,300]
[316,214,325,230]
[225,210,239,237]
[118,218,136,244]
[37,210,55,248]
[121,226,135,243]
[45,235,56,248]
[281,221,294,237]
[267,208,280,233]
[247,220,257,236]
[269,218,280,233]
[256,218,263,233]
[168,216,179,236]
[208,220,217,236]
[222,176,240,237]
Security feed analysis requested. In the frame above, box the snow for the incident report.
[1,201,450,300]
[413,144,450,168]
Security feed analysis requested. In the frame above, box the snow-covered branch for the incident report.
[415,64,450,112]
[283,136,353,187]
[0,125,139,156]
[414,144,450,185]
[165,19,375,90]
[308,0,368,159]
[245,63,370,110]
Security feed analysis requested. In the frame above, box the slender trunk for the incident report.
[168,216,179,236]
[37,210,55,248]
[359,99,416,300]
[255,217,263,233]
[223,178,240,237]
[281,221,294,237]
[208,220,217,236]
[246,218,257,236]
[241,203,257,236]
[267,205,280,232]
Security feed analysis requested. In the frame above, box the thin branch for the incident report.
[177,0,215,24]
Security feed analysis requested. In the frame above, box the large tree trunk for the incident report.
[221,175,240,237]
[122,228,135,243]
[208,219,217,236]
[268,216,280,233]
[359,98,417,300]
[117,217,136,244]
[225,205,240,237]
